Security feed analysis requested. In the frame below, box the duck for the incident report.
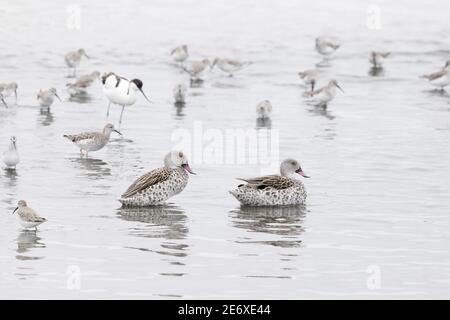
[230,159,309,206]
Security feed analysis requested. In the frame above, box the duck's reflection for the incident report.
[69,157,111,179]
[231,205,306,248]
[38,108,54,126]
[117,206,189,262]
[15,230,45,261]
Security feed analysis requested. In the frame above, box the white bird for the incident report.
[101,72,152,124]
[37,88,61,108]
[183,59,211,81]
[3,136,19,169]
[13,200,47,230]
[307,79,344,108]
[420,60,450,90]
[65,48,89,77]
[170,45,189,64]
[369,51,390,68]
[298,69,320,92]
[256,100,272,119]
[173,84,187,104]
[0,82,18,104]
[210,58,251,77]
[315,37,340,56]
[64,123,121,157]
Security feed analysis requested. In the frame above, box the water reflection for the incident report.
[2,168,19,190]
[190,79,204,88]
[256,117,272,129]
[38,108,54,126]
[68,91,93,103]
[230,205,306,247]
[69,157,111,179]
[173,102,186,118]
[15,230,45,261]
[307,104,335,120]
[369,67,385,77]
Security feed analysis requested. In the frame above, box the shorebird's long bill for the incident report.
[55,93,62,101]
[114,129,122,136]
[84,53,90,59]
[182,163,196,175]
[295,168,310,178]
[139,89,153,104]
[1,96,8,108]
[12,207,18,214]
[336,84,344,93]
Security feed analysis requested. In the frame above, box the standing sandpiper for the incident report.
[65,48,89,77]
[64,123,122,157]
[298,69,320,92]
[420,60,450,90]
[183,59,211,81]
[171,45,189,65]
[37,88,61,108]
[210,58,251,77]
[3,136,19,169]
[315,37,340,57]
[307,79,344,108]
[256,100,272,119]
[13,200,47,230]
[0,82,18,104]
[67,71,100,94]
[369,51,390,69]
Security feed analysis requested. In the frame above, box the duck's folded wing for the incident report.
[122,167,172,198]
[238,175,295,190]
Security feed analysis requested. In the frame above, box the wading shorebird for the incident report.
[307,79,344,108]
[171,45,189,65]
[101,72,152,124]
[37,88,61,108]
[315,37,340,57]
[64,123,121,157]
[420,60,450,90]
[2,136,19,169]
[210,58,251,77]
[298,69,320,92]
[183,59,211,81]
[13,200,47,231]
[119,150,195,207]
[256,100,272,119]
[369,51,390,68]
[173,84,187,104]
[65,48,89,77]
[0,82,18,104]
[229,159,309,206]
[67,71,100,94]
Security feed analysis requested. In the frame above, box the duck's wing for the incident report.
[63,131,100,143]
[237,175,295,190]
[122,167,172,198]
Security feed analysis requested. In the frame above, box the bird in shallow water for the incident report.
[65,48,89,77]
[67,71,100,94]
[101,72,152,124]
[64,123,121,157]
[306,79,344,108]
[37,88,61,109]
[256,100,272,119]
[420,60,450,90]
[298,69,320,92]
[173,84,187,104]
[369,51,390,69]
[230,159,309,206]
[2,136,19,169]
[210,58,251,77]
[183,59,211,81]
[0,82,18,104]
[315,37,340,57]
[171,45,189,65]
[13,200,47,231]
[119,150,195,207]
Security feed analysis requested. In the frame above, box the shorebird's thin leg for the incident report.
[119,105,125,124]
[106,102,111,117]
[311,81,315,92]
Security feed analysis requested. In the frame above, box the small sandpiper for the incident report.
[210,58,251,77]
[298,69,320,92]
[67,71,100,94]
[307,79,343,108]
[315,37,340,57]
[173,84,187,104]
[2,136,19,169]
[256,100,272,119]
[171,45,189,65]
[183,59,211,81]
[13,200,47,230]
[101,72,152,124]
[420,60,450,90]
[37,88,61,109]
[65,48,89,77]
[64,123,121,157]
[229,159,309,206]
[369,51,390,68]
[0,82,18,104]
[119,150,195,207]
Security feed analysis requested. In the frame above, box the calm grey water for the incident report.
[1,0,450,299]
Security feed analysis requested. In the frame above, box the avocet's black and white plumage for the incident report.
[101,72,152,124]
